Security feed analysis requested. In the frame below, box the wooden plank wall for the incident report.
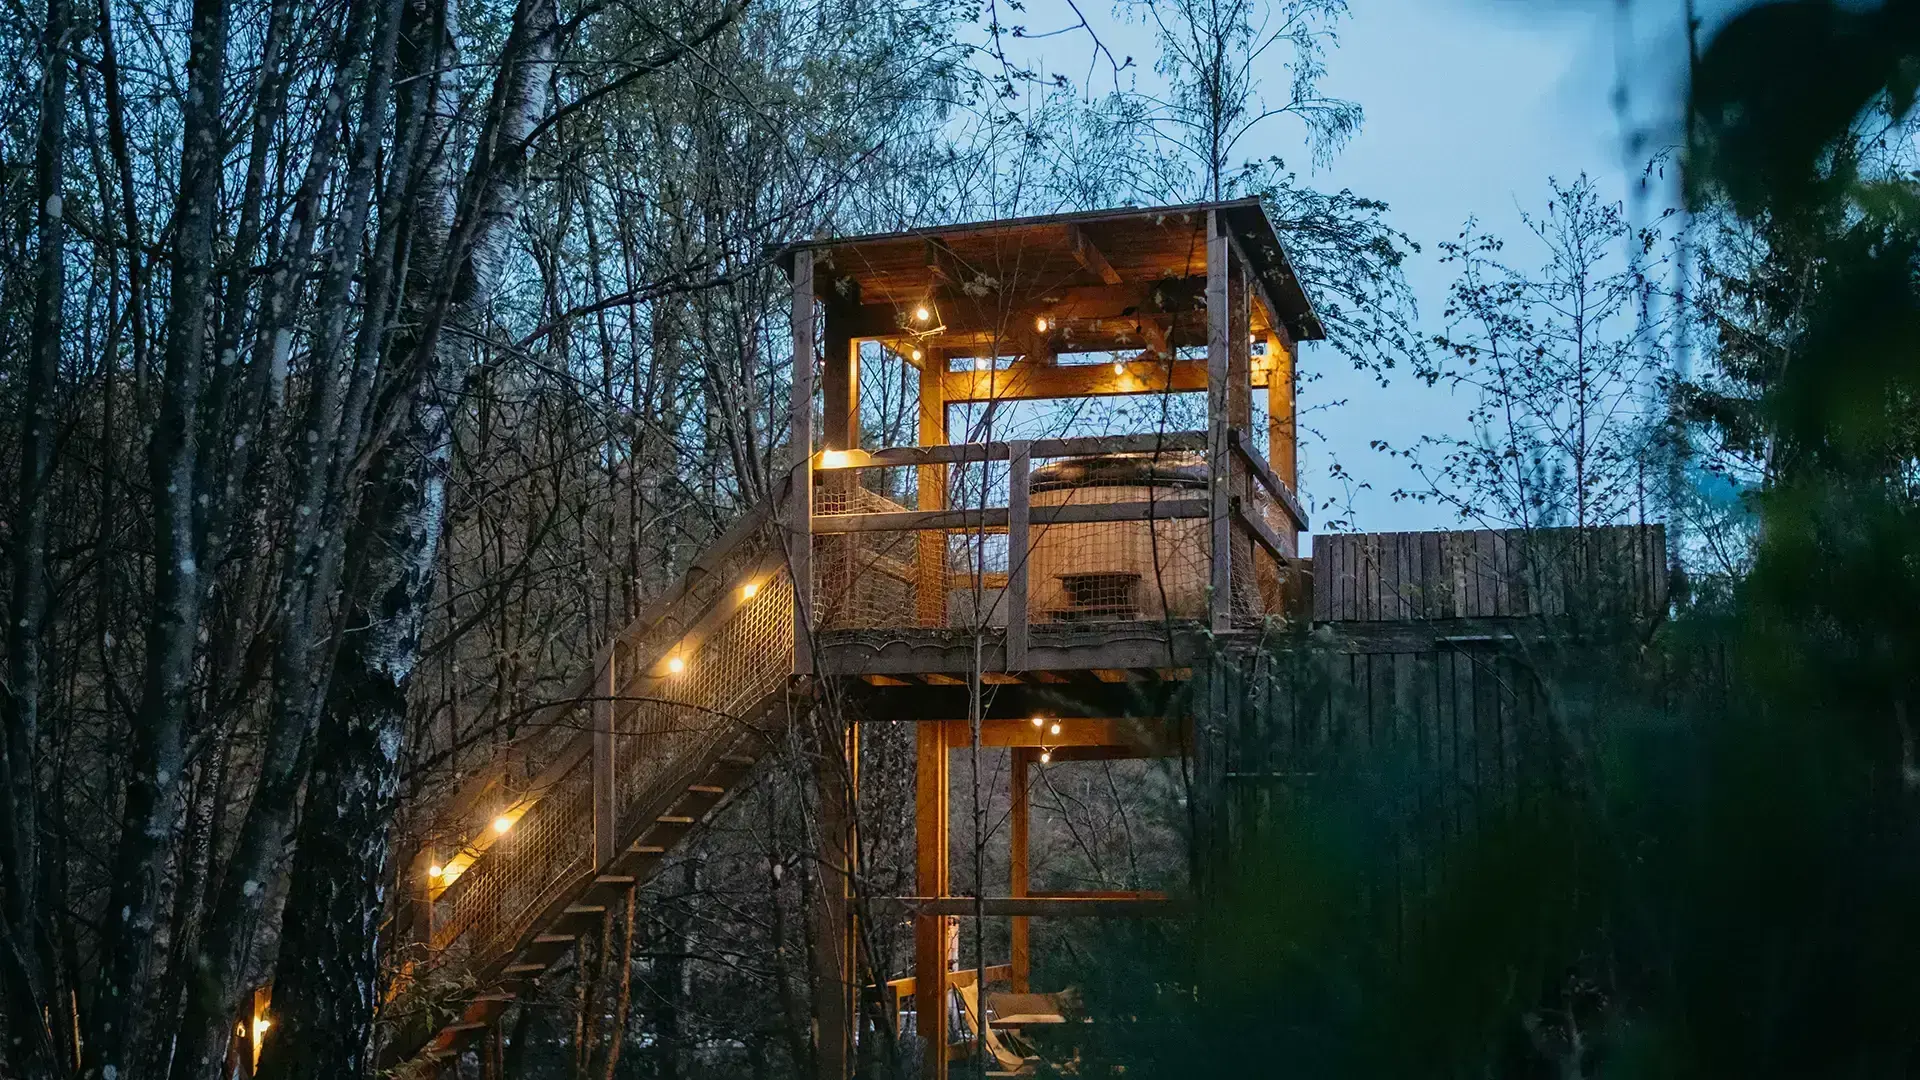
[1308,525,1668,623]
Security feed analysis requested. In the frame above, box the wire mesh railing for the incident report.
[416,496,796,978]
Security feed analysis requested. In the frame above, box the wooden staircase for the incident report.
[391,491,804,1067]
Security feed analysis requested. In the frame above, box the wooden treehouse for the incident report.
[370,200,1671,1079]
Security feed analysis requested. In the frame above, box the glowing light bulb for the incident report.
[1039,750,1051,764]
[820,449,847,469]
[974,357,990,371]
[1034,316,1050,333]
[1049,722,1061,736]
[493,815,513,834]
[741,581,759,600]
[910,347,923,361]
[253,1017,271,1038]
[1112,361,1125,375]
[1031,716,1044,727]
[428,864,444,879]
[667,655,686,675]
[913,305,932,323]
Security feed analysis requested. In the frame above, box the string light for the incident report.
[741,582,759,600]
[910,347,923,361]
[913,305,932,323]
[428,864,445,879]
[1039,750,1052,764]
[493,815,514,834]
[253,1017,271,1038]
[1034,316,1050,333]
[666,655,686,675]
[1049,722,1061,736]
[820,449,848,469]
[1030,716,1044,727]
[1112,361,1125,375]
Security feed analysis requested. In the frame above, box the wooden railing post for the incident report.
[790,249,816,675]
[1206,210,1233,633]
[1005,440,1030,670]
[593,647,617,867]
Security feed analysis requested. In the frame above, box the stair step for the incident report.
[533,933,576,945]
[503,963,546,975]
[687,783,725,795]
[656,815,695,825]
[565,903,608,915]
[595,874,637,885]
[630,844,666,855]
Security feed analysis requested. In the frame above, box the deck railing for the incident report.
[408,494,797,980]
[801,429,1307,663]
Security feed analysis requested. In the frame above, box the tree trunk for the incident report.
[0,0,68,1071]
[254,1,558,1074]
[166,1,405,1076]
[89,0,232,1072]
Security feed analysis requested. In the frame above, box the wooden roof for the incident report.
[780,199,1325,346]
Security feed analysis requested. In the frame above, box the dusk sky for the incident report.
[1024,0,1710,535]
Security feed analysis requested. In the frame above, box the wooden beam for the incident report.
[592,652,617,867]
[942,357,1220,403]
[838,280,1202,340]
[1206,210,1233,634]
[1005,441,1030,671]
[791,250,816,676]
[1265,329,1298,493]
[1010,749,1031,993]
[917,352,947,628]
[1228,427,1308,532]
[809,498,1211,536]
[915,716,950,1080]
[857,431,1208,469]
[1234,497,1290,565]
[890,897,1188,918]
[1066,223,1122,285]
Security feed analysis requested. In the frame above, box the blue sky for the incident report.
[1012,0,1712,534]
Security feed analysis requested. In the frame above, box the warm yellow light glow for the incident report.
[913,305,932,323]
[666,655,686,675]
[428,864,444,879]
[910,347,923,361]
[253,1018,271,1038]
[973,358,989,371]
[1039,750,1051,764]
[741,582,759,600]
[1031,716,1044,727]
[1034,316,1050,333]
[493,815,513,834]
[1049,722,1061,736]
[819,449,848,469]
[1112,361,1125,375]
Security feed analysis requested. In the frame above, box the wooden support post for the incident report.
[790,250,815,675]
[822,307,860,452]
[1265,329,1297,495]
[914,720,950,1080]
[814,717,858,1080]
[1206,211,1233,633]
[917,353,947,628]
[593,648,618,867]
[1010,747,1031,994]
[1005,440,1030,670]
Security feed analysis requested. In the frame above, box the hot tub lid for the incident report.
[1029,452,1208,493]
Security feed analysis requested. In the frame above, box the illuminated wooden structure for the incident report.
[782,199,1318,1079]
[316,201,1673,1080]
